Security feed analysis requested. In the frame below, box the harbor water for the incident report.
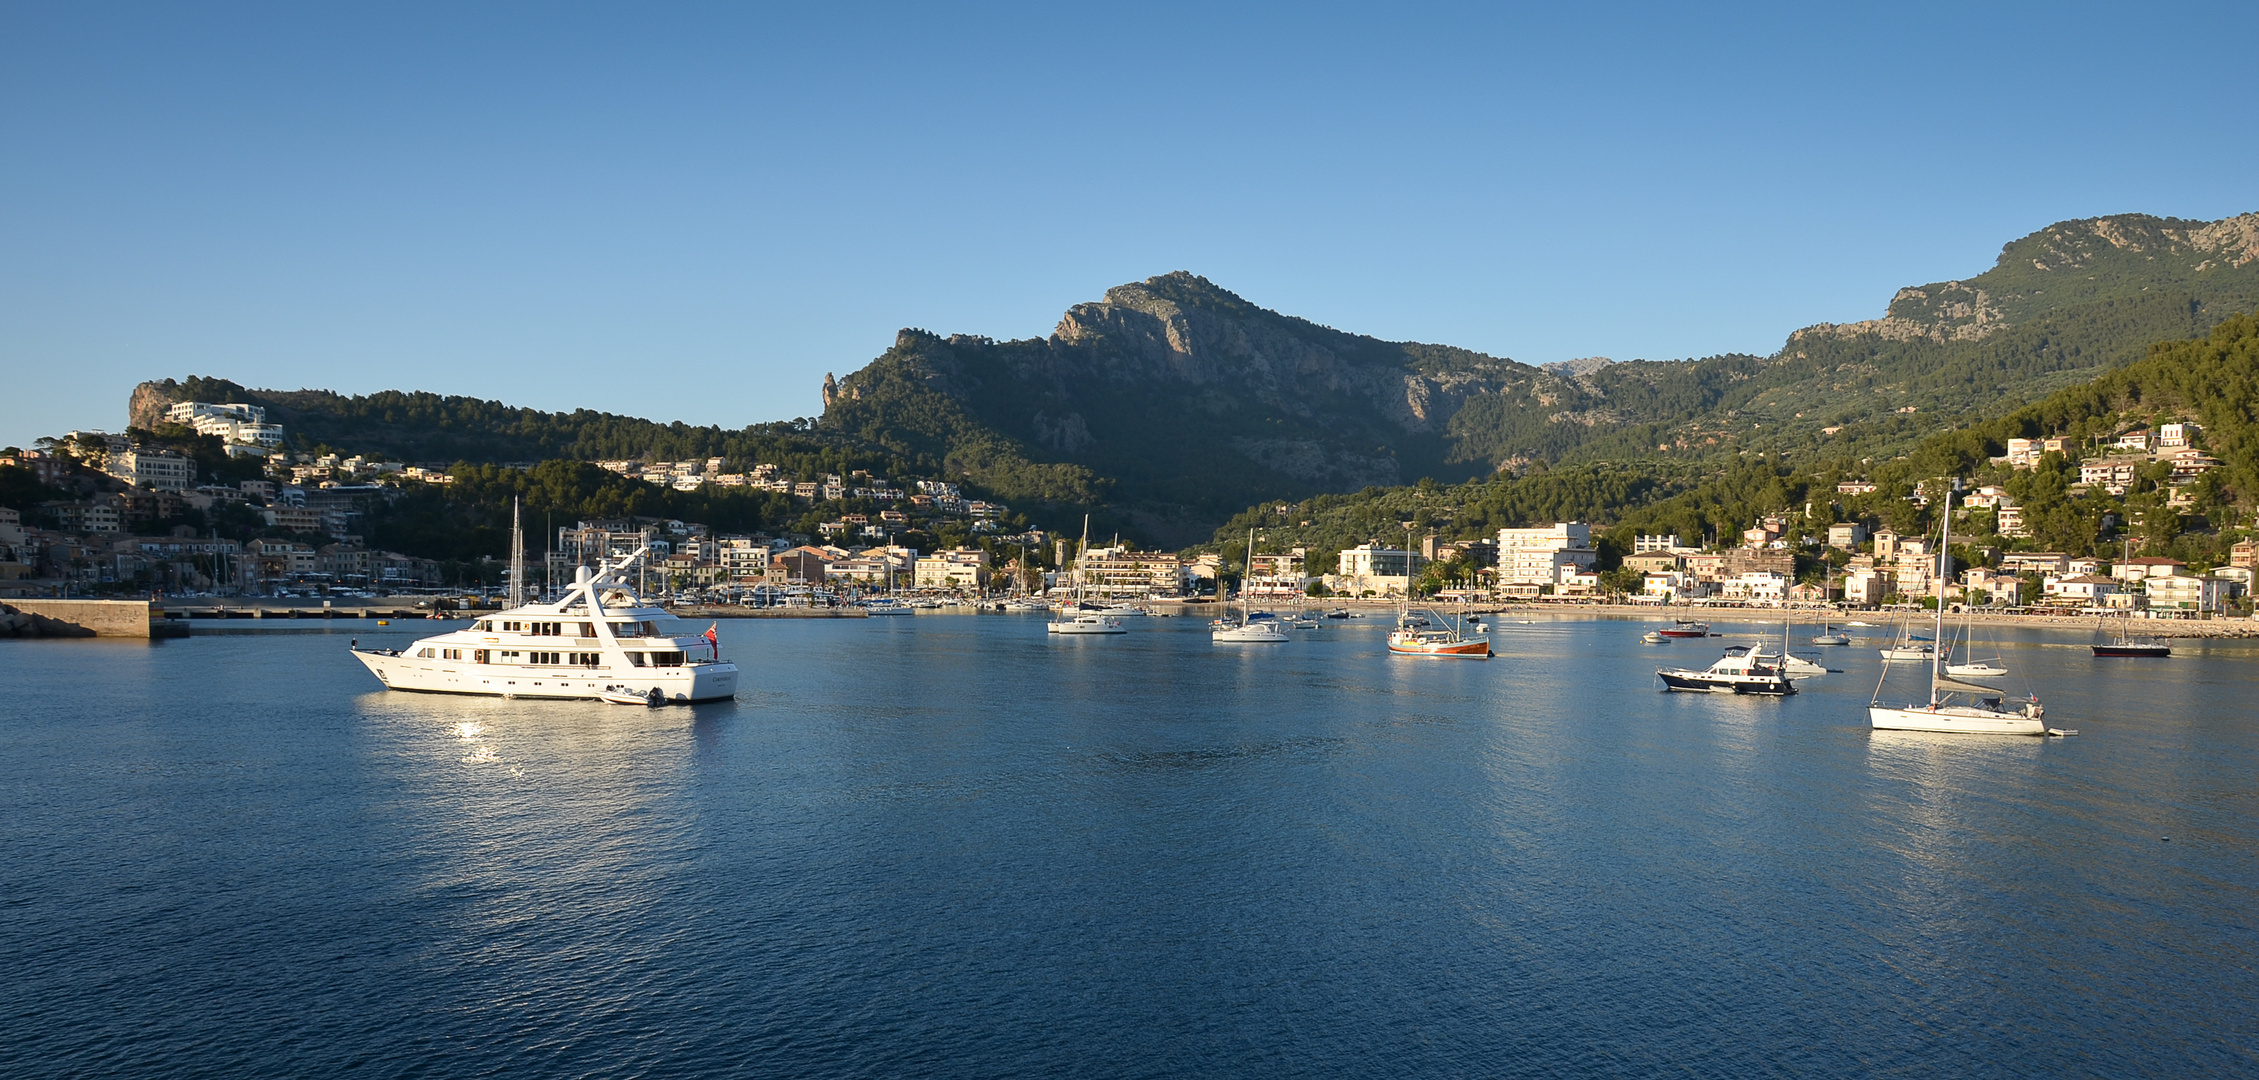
[4,614,2256,1076]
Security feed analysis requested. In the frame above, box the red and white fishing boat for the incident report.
[1655,618,1710,638]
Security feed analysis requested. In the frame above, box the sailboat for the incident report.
[1214,529,1289,643]
[1878,611,1936,662]
[1049,515,1125,635]
[2092,611,2171,657]
[1384,545,1489,657]
[1868,490,2052,735]
[1942,612,2007,676]
[1767,616,1829,677]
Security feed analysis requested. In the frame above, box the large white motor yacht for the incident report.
[349,545,738,703]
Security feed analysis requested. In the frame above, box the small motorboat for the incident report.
[1810,625,1850,646]
[1945,661,2009,677]
[1641,630,1670,644]
[597,685,665,707]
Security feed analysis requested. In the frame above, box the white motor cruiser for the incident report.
[349,543,738,703]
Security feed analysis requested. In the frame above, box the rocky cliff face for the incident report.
[827,272,1566,529]
[1046,273,1527,437]
[127,379,189,431]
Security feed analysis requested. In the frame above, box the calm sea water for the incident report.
[4,612,2256,1077]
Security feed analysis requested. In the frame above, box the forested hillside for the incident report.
[1218,314,2259,577]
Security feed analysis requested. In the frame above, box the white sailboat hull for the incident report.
[1868,703,2045,736]
[1212,623,1289,643]
[352,649,738,702]
[1047,615,1125,634]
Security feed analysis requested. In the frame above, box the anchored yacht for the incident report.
[349,545,738,703]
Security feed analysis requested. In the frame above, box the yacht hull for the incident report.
[2092,644,2171,657]
[1213,626,1290,643]
[1387,637,1491,658]
[1657,670,1794,694]
[352,649,738,702]
[1868,704,2045,735]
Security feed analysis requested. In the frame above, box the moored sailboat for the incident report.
[1867,490,2056,735]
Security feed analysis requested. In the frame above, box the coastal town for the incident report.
[3,398,2251,629]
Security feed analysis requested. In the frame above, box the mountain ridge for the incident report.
[121,210,2259,548]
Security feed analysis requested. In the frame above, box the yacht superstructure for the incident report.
[349,545,738,702]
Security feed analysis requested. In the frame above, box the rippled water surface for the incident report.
[4,613,2257,1077]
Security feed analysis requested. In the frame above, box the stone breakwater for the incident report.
[0,602,98,638]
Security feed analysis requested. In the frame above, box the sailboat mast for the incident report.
[1076,514,1090,603]
[508,497,525,608]
[1245,528,1256,626]
[1931,488,1951,706]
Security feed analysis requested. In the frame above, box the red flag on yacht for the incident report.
[704,622,719,657]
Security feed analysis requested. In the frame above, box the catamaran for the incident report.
[349,537,738,703]
[1867,490,2057,736]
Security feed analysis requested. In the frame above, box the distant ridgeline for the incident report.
[132,210,2259,550]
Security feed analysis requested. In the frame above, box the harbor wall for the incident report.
[2,599,184,638]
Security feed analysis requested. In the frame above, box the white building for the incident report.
[2146,574,2228,614]
[1633,534,1682,553]
[1495,522,1598,587]
[914,548,990,590]
[164,401,286,451]
[108,448,196,492]
[1640,571,1708,603]
[2043,574,2119,605]
[2158,422,2199,449]
[1719,571,1790,604]
[1244,549,1310,598]
[1333,544,1413,597]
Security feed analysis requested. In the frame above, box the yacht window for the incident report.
[501,651,521,661]
[568,652,602,667]
[417,647,434,658]
[625,652,647,667]
[652,650,686,667]
[442,648,462,660]
[575,623,594,638]
[474,649,489,664]
[529,651,560,665]
[610,621,638,636]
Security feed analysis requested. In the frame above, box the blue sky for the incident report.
[4,1,2255,448]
